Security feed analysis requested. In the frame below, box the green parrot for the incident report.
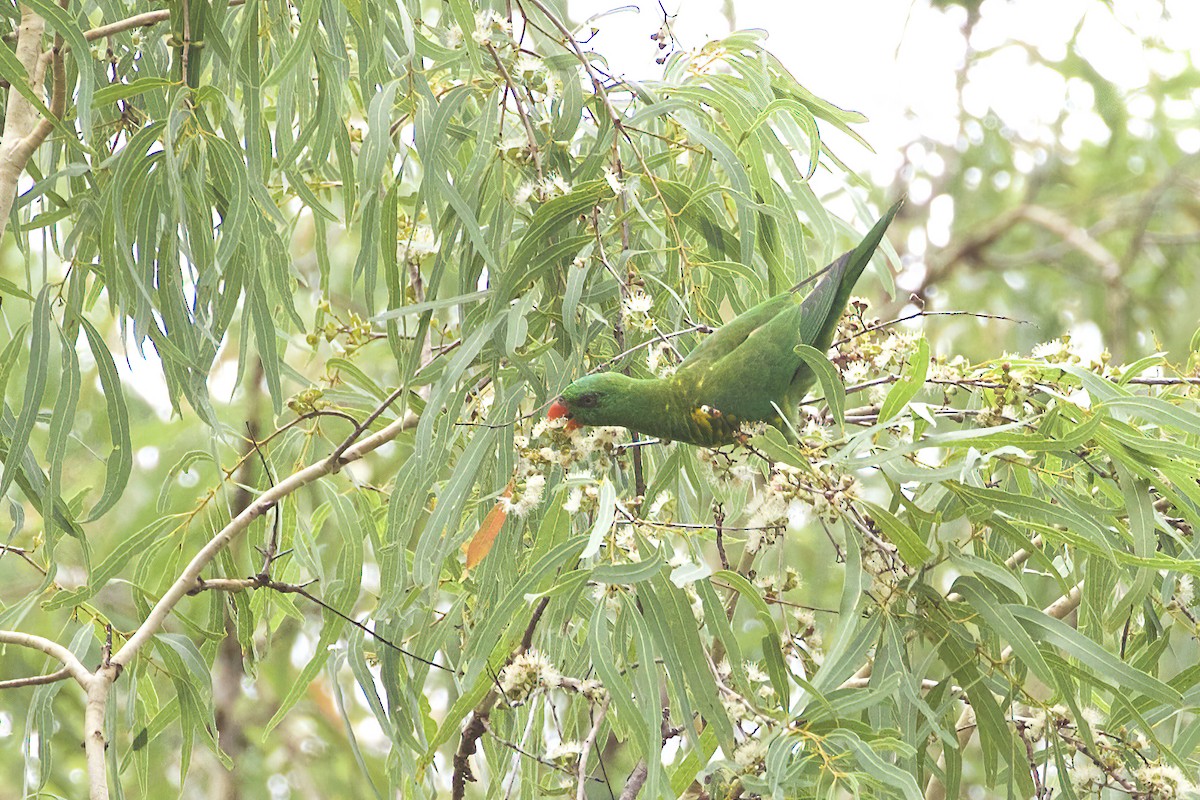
[547,200,901,446]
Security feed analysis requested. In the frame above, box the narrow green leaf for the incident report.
[92,77,176,108]
[0,289,50,502]
[0,277,33,301]
[954,576,1055,686]
[1102,395,1200,439]
[879,336,929,423]
[1007,604,1181,706]
[582,478,617,558]
[373,290,489,321]
[76,317,132,521]
[45,327,81,546]
[593,551,665,584]
[264,0,321,86]
[861,501,934,564]
[795,343,845,428]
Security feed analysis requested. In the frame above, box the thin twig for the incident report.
[0,630,92,688]
[577,697,611,800]
[519,0,689,265]
[188,576,450,672]
[454,597,553,799]
[0,666,72,689]
[0,543,48,574]
[832,309,1030,348]
[594,323,710,373]
[485,42,543,183]
[76,0,246,44]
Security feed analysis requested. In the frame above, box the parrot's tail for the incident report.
[796,198,903,352]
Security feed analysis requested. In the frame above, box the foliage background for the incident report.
[0,0,1198,798]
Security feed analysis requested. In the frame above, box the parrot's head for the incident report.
[547,372,636,431]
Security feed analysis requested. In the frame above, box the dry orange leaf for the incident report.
[462,483,513,573]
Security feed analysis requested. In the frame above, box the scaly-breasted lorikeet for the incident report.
[547,200,901,446]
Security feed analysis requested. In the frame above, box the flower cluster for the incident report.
[787,608,823,668]
[645,341,678,378]
[543,739,582,765]
[519,417,624,475]
[732,738,768,770]
[860,534,909,600]
[1030,333,1108,371]
[1134,763,1197,799]
[513,172,572,206]
[470,10,513,47]
[286,387,329,415]
[499,472,545,518]
[620,289,657,335]
[500,415,628,525]
[402,223,439,259]
[1014,703,1197,797]
[498,650,562,704]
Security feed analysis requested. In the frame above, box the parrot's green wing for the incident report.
[681,200,902,426]
[677,200,901,379]
[675,293,793,373]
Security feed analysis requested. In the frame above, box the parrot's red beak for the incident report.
[547,398,581,431]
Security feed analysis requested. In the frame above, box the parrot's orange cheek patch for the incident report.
[547,398,581,430]
[547,398,569,420]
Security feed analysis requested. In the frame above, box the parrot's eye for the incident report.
[576,392,600,408]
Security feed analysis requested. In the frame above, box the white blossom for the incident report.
[544,740,581,762]
[647,490,672,519]
[744,663,769,683]
[540,172,570,199]
[500,474,545,516]
[498,650,562,703]
[1069,757,1105,794]
[874,333,915,370]
[621,291,654,316]
[1135,762,1196,799]
[732,738,767,769]
[513,181,536,206]
[842,360,870,386]
[405,225,438,257]
[514,55,544,78]
[603,165,623,195]
[1033,339,1068,360]
[1079,707,1105,729]
[1025,709,1048,741]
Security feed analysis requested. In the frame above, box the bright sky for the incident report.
[568,0,1198,358]
[571,0,1200,188]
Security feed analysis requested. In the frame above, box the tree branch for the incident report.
[0,666,72,689]
[577,697,610,800]
[0,6,50,240]
[453,596,552,799]
[76,1,245,44]
[76,394,420,800]
[0,629,92,688]
[485,41,543,184]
